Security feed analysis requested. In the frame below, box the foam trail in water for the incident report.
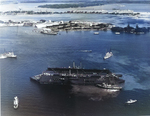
[112,56,131,66]
[137,12,150,22]
[122,74,146,90]
[84,52,103,63]
[139,62,150,73]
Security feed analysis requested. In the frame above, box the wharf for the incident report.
[45,20,113,32]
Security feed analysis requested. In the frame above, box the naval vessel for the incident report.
[30,62,125,89]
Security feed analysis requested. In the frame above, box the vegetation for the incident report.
[38,3,103,9]
[37,1,150,9]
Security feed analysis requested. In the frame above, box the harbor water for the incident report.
[1,3,150,116]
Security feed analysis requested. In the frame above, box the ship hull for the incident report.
[30,67,125,87]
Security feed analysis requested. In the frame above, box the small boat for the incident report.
[6,52,17,58]
[104,89,119,92]
[115,32,120,35]
[126,99,137,104]
[104,51,113,60]
[97,83,122,90]
[41,30,58,35]
[81,50,92,53]
[13,96,19,109]
[94,32,99,35]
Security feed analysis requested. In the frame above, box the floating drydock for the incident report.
[30,63,125,89]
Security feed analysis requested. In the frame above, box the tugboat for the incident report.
[6,52,17,58]
[104,49,113,60]
[0,51,17,59]
[13,96,19,109]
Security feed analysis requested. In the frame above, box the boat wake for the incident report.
[139,12,150,21]
[0,53,7,59]
[122,74,146,90]
[0,56,7,59]
[71,85,120,101]
[84,52,103,63]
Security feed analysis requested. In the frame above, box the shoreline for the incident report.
[0,19,150,35]
[0,9,139,17]
[0,3,142,16]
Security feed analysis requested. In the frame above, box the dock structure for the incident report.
[0,19,114,32]
[44,20,114,33]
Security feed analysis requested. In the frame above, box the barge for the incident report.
[30,63,125,89]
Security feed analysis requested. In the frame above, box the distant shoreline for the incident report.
[20,1,150,4]
[0,10,139,17]
[38,3,104,9]
[37,1,150,9]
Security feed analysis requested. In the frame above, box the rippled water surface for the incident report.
[1,3,150,116]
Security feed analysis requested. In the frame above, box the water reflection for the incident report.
[31,80,120,102]
[71,85,120,101]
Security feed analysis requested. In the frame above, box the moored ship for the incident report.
[30,62,125,89]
